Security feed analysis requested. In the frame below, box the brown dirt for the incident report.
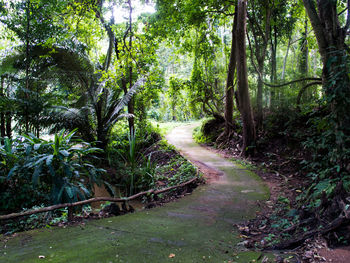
[318,246,350,262]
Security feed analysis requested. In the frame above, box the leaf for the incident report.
[46,155,54,166]
[65,186,74,199]
[32,164,43,187]
[78,183,90,197]
[25,145,33,155]
[59,150,70,157]
[104,181,117,197]
[34,143,41,151]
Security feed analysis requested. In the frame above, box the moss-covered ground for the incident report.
[1,124,284,263]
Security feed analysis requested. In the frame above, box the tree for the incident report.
[236,0,256,156]
[247,0,271,129]
[302,0,350,176]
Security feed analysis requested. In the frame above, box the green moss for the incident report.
[0,123,275,263]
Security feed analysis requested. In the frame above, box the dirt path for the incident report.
[1,124,272,263]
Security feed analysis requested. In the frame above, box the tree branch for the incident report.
[0,177,200,221]
[296,81,322,109]
[265,77,322,88]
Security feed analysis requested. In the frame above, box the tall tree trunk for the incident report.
[303,0,350,107]
[282,34,292,80]
[247,0,271,129]
[303,0,350,171]
[299,17,309,102]
[5,112,11,139]
[25,0,31,133]
[236,0,256,156]
[270,26,278,109]
[127,0,135,134]
[256,59,264,128]
[303,0,349,86]
[5,80,11,139]
[223,10,238,137]
[0,76,5,142]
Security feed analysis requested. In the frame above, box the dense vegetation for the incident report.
[0,0,349,252]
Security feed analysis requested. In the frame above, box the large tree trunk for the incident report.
[236,0,256,156]
[303,0,350,113]
[303,0,349,85]
[223,10,238,137]
[303,0,350,172]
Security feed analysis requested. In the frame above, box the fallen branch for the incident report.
[0,177,200,221]
[270,215,349,250]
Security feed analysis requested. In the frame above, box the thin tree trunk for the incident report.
[256,60,264,128]
[127,0,135,134]
[270,26,278,109]
[236,0,256,156]
[0,76,5,142]
[5,112,11,139]
[25,0,30,133]
[5,80,11,139]
[247,0,271,128]
[282,35,292,80]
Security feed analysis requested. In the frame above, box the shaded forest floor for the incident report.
[200,136,350,263]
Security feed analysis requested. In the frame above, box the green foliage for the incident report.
[192,126,213,144]
[0,130,104,213]
[300,52,350,208]
[107,122,160,196]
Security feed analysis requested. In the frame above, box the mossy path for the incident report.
[1,124,271,263]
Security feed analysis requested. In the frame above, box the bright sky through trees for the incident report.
[104,0,156,24]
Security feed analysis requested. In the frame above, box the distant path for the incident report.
[1,123,270,263]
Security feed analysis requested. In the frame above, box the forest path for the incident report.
[1,123,272,263]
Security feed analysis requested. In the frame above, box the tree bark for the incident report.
[127,0,135,134]
[25,0,31,133]
[247,0,271,129]
[303,0,349,85]
[281,35,292,80]
[0,76,5,141]
[270,25,278,109]
[303,0,350,112]
[236,0,256,156]
[299,17,310,102]
[223,10,238,137]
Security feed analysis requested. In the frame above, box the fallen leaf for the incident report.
[169,253,175,258]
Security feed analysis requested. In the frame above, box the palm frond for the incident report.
[107,77,145,126]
